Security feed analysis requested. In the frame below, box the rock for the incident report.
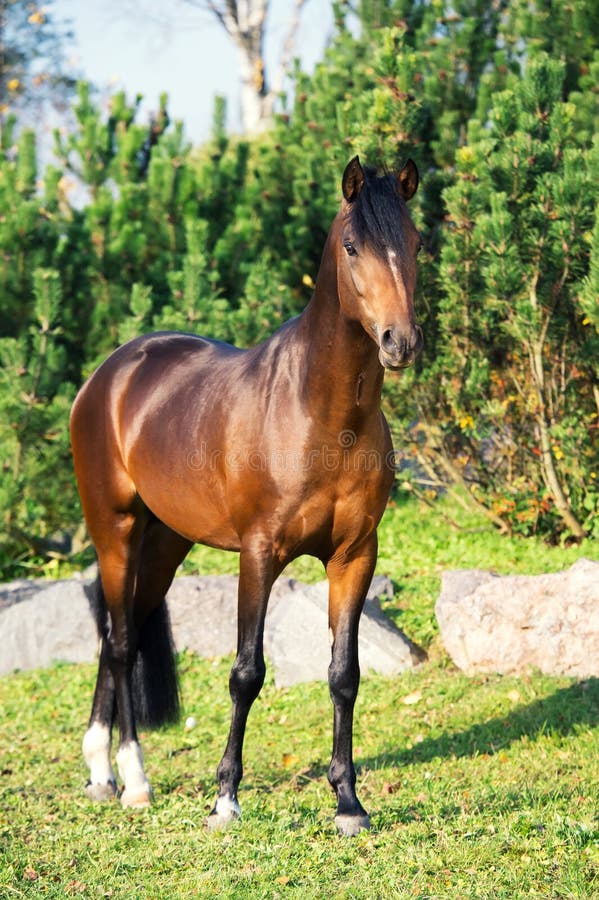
[264,576,426,687]
[167,575,239,659]
[0,578,49,611]
[0,579,98,675]
[168,573,424,686]
[0,572,426,683]
[436,558,599,677]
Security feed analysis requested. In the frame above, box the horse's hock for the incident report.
[436,558,599,678]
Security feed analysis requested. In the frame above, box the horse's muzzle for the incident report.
[378,324,423,370]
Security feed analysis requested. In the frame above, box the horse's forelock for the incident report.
[346,168,410,259]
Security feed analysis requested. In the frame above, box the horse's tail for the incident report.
[85,576,180,729]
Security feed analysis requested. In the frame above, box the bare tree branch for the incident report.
[271,0,307,97]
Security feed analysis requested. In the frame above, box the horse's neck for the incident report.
[298,224,385,431]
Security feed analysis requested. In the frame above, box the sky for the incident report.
[53,0,334,145]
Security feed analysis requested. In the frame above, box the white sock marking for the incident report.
[215,794,241,820]
[116,741,150,795]
[82,722,116,785]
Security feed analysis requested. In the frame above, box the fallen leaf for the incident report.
[402,690,422,705]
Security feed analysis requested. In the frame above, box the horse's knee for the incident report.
[328,655,360,707]
[229,655,265,707]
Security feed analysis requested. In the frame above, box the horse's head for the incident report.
[337,156,423,370]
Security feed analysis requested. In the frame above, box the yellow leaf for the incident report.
[302,273,315,288]
[28,11,46,24]
[7,78,21,91]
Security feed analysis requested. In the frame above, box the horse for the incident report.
[70,155,422,836]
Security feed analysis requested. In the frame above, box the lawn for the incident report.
[1,497,598,898]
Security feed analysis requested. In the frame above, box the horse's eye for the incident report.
[344,240,357,257]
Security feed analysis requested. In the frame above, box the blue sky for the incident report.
[54,0,333,144]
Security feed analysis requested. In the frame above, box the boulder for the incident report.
[0,572,426,683]
[436,558,599,677]
[0,577,52,611]
[264,575,426,687]
[0,579,98,675]
[167,574,239,659]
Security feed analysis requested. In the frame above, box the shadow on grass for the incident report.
[362,678,599,770]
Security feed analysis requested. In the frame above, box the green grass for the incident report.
[1,497,598,898]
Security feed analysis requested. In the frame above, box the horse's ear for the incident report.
[398,159,419,201]
[342,156,365,202]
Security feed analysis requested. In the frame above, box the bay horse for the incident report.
[70,156,422,836]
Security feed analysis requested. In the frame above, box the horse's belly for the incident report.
[131,463,241,551]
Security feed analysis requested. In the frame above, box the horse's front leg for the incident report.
[207,538,275,829]
[326,536,377,836]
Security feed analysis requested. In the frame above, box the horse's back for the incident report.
[72,331,240,430]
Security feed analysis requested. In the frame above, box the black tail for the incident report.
[85,576,180,729]
[131,598,180,728]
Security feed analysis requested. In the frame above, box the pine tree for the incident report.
[422,56,598,538]
[0,269,75,576]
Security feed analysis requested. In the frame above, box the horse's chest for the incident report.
[271,444,391,560]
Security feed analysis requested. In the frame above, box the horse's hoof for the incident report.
[206,795,241,830]
[120,787,152,809]
[85,780,117,802]
[335,813,371,836]
[206,811,238,831]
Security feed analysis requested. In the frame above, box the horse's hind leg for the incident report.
[83,585,117,800]
[114,516,191,808]
[81,502,151,808]
[208,537,276,829]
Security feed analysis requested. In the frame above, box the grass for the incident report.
[1,497,598,898]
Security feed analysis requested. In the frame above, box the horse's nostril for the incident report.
[381,328,395,353]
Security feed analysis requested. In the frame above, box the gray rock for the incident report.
[167,573,424,686]
[0,572,426,683]
[436,558,599,677]
[167,575,239,658]
[264,576,425,687]
[0,579,98,675]
[0,578,50,611]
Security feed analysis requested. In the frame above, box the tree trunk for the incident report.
[235,34,270,134]
[529,340,586,540]
[195,0,307,134]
